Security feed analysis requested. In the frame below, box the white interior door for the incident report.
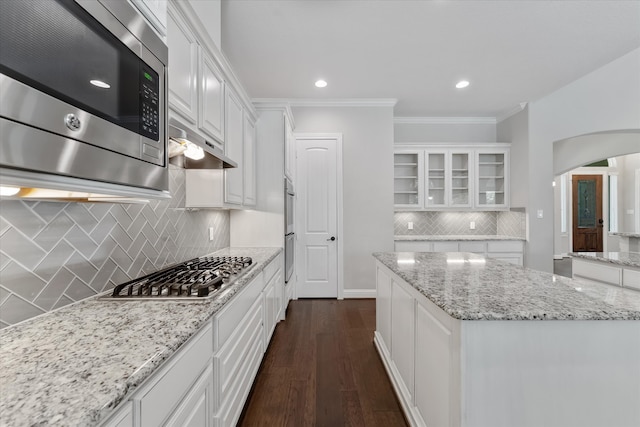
[296,137,338,298]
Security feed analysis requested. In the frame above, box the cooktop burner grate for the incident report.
[109,256,253,299]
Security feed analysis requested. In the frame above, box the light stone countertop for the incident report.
[570,251,640,269]
[394,234,525,241]
[611,232,640,238]
[0,247,282,427]
[373,252,640,321]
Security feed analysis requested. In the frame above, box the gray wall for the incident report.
[527,48,640,272]
[497,107,529,209]
[0,166,230,328]
[292,105,395,294]
[621,153,640,232]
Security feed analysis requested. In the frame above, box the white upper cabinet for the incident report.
[243,113,257,206]
[475,148,509,210]
[394,143,509,211]
[394,150,424,209]
[198,48,225,143]
[167,4,198,126]
[224,88,244,205]
[130,0,168,37]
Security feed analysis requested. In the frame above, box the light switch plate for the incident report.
[407,222,414,230]
[537,209,544,219]
[470,221,476,230]
[209,227,214,241]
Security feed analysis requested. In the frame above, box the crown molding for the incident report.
[394,117,497,125]
[252,100,295,128]
[252,98,398,108]
[496,102,528,123]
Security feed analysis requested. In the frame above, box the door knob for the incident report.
[327,236,336,241]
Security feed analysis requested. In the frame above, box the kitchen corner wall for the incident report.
[0,166,229,328]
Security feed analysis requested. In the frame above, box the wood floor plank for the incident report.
[238,299,407,427]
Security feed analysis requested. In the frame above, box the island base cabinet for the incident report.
[374,260,640,427]
[414,299,461,427]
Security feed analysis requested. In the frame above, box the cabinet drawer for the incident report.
[487,241,523,253]
[573,259,621,286]
[215,296,263,400]
[216,321,264,427]
[213,272,264,350]
[622,268,640,290]
[395,241,433,252]
[459,242,486,253]
[137,322,213,427]
[263,254,280,283]
[432,241,459,252]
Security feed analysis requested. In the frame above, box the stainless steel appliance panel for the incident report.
[285,233,295,283]
[285,178,295,235]
[0,0,168,195]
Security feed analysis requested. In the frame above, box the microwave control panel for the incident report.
[140,66,160,141]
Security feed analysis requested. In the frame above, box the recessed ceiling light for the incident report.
[455,80,470,89]
[90,79,111,89]
[315,80,327,88]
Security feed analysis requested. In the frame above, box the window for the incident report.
[560,173,568,233]
[609,174,618,232]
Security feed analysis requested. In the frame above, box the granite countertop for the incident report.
[611,232,640,238]
[0,247,282,427]
[570,251,640,269]
[373,252,640,321]
[394,234,525,241]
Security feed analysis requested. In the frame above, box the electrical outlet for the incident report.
[407,222,414,230]
[469,221,476,230]
[209,227,214,241]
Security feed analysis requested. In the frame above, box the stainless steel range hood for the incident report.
[168,120,237,169]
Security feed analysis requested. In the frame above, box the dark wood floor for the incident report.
[238,299,408,427]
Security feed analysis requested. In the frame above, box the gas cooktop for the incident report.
[104,256,253,300]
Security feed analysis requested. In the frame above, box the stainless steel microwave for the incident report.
[0,0,169,201]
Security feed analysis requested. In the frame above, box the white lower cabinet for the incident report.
[573,257,640,290]
[134,323,214,427]
[394,239,524,266]
[104,255,284,427]
[165,365,213,427]
[390,281,415,404]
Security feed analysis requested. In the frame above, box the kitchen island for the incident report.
[373,252,640,427]
[571,251,640,290]
[0,247,282,427]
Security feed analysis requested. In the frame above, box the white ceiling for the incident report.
[220,0,640,118]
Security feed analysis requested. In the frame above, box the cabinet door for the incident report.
[198,48,225,144]
[475,149,509,210]
[224,88,244,204]
[425,151,447,208]
[415,300,455,427]
[394,150,424,208]
[167,5,198,126]
[391,280,415,403]
[449,150,472,208]
[243,113,257,206]
[165,365,213,427]
[263,277,276,345]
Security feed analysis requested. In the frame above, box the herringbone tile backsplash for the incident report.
[394,210,526,238]
[0,166,229,328]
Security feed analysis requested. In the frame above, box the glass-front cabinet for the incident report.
[394,144,509,211]
[394,151,423,209]
[475,149,509,210]
[425,152,446,208]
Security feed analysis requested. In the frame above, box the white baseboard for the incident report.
[342,289,377,299]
